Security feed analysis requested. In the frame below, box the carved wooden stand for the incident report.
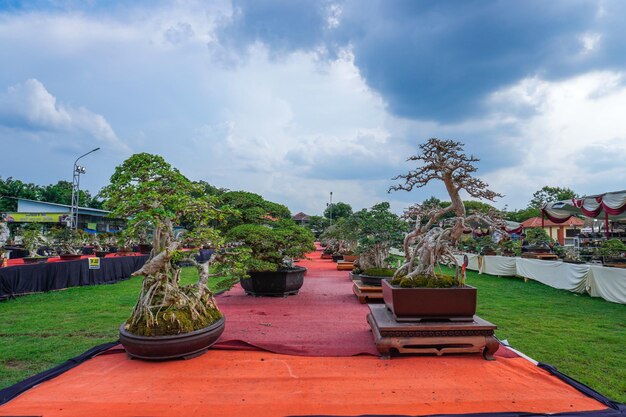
[352,279,383,304]
[367,304,498,360]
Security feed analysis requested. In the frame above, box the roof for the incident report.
[292,212,310,221]
[521,216,584,228]
[15,197,110,214]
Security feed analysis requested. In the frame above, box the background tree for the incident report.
[389,138,504,285]
[529,186,577,209]
[306,215,330,238]
[99,153,245,336]
[319,217,359,255]
[352,202,408,269]
[323,202,352,221]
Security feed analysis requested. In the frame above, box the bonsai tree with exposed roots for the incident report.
[100,153,247,336]
[389,138,504,286]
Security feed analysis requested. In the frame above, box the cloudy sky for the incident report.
[1,0,625,215]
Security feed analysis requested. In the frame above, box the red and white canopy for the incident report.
[543,190,626,223]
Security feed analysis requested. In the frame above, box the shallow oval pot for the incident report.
[241,266,306,296]
[360,274,386,287]
[119,316,225,360]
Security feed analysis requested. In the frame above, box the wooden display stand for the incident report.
[522,252,559,260]
[336,261,354,271]
[367,304,498,360]
[352,279,383,304]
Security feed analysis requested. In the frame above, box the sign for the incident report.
[88,257,101,270]
[1,212,69,223]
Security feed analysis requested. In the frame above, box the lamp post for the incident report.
[329,191,333,226]
[70,147,100,230]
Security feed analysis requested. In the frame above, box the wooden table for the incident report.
[352,279,383,304]
[367,304,498,360]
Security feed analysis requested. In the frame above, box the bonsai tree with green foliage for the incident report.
[352,202,407,270]
[599,238,626,259]
[227,219,315,272]
[19,224,46,257]
[100,153,247,336]
[49,227,84,255]
[524,227,552,247]
[389,138,504,287]
[319,217,359,255]
[219,191,291,229]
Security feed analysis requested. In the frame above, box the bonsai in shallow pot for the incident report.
[227,220,315,296]
[19,224,48,264]
[99,153,247,360]
[50,227,84,260]
[386,138,504,321]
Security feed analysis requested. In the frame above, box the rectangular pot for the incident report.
[382,280,477,320]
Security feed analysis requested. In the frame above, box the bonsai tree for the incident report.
[599,238,626,259]
[319,217,358,255]
[49,227,83,255]
[19,224,46,257]
[389,138,503,286]
[352,202,407,271]
[227,219,315,272]
[99,153,246,337]
[524,227,552,247]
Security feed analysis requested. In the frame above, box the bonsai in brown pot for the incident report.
[100,153,248,360]
[386,138,504,321]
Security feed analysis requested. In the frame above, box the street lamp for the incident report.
[70,147,100,229]
[329,191,333,226]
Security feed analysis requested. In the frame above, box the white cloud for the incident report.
[578,32,602,54]
[0,79,127,150]
[482,71,626,208]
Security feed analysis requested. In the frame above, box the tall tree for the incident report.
[529,186,577,209]
[323,202,353,221]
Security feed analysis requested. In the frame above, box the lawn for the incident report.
[0,267,238,391]
[0,265,624,403]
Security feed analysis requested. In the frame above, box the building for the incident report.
[292,212,311,226]
[1,198,123,232]
[521,216,584,246]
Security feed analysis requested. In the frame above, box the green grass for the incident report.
[438,265,626,402]
[0,265,624,403]
[0,268,238,390]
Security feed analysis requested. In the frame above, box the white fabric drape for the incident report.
[452,253,625,304]
[587,265,626,304]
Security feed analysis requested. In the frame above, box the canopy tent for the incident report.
[543,190,626,238]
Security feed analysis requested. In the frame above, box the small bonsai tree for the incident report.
[49,227,83,255]
[524,227,552,247]
[389,138,503,286]
[599,238,626,259]
[319,217,358,255]
[19,224,46,257]
[100,153,246,336]
[352,202,407,270]
[226,220,315,272]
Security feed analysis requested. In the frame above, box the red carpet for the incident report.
[214,250,379,356]
[0,350,608,417]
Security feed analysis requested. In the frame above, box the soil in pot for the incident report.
[241,266,306,296]
[119,317,225,360]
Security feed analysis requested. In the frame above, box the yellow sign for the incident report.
[88,257,101,270]
[1,212,69,223]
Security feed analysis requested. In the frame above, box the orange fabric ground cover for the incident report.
[0,349,606,417]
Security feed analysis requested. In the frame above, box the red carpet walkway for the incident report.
[214,249,378,355]
[0,249,617,416]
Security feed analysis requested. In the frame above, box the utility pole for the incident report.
[329,191,333,226]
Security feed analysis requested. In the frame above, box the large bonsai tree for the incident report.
[100,153,246,336]
[389,138,503,285]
